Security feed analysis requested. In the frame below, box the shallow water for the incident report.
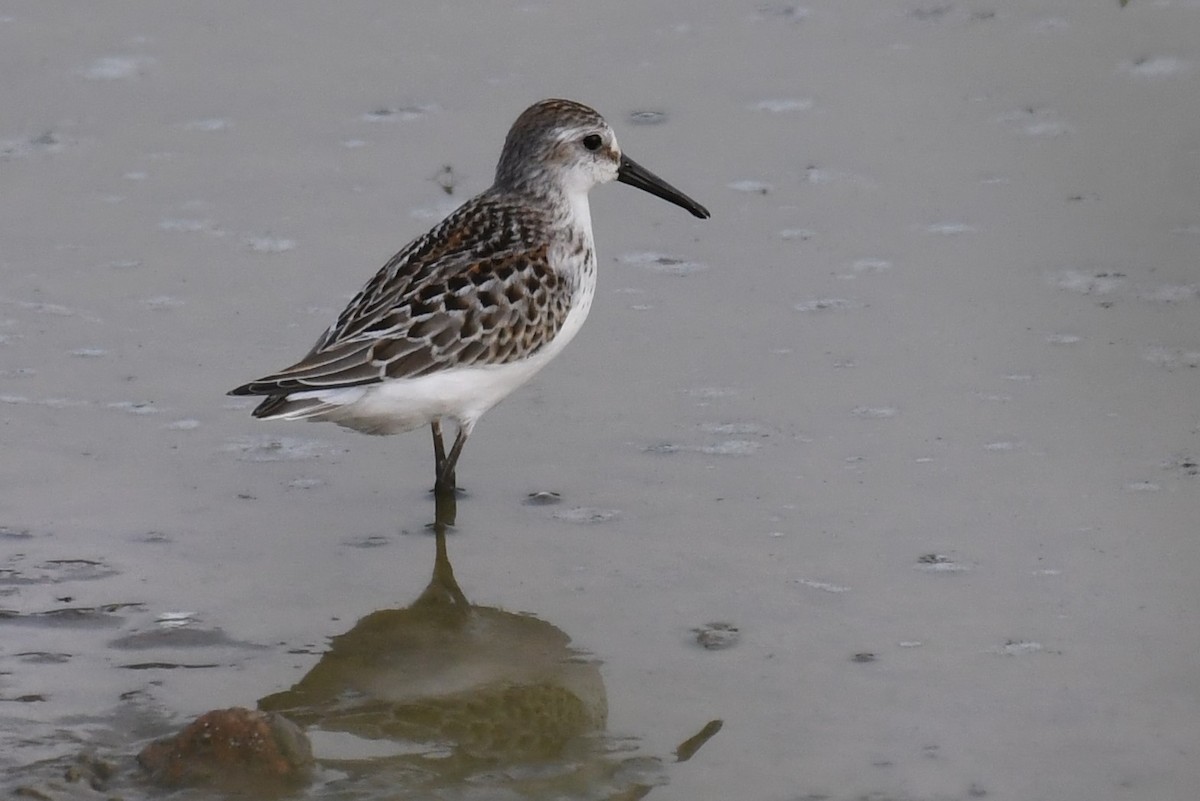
[2,2,1199,799]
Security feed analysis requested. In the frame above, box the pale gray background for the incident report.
[2,2,1198,799]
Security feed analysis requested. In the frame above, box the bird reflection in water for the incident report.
[259,493,720,798]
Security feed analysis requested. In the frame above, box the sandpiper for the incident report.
[229,99,709,494]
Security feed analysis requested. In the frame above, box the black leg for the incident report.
[434,427,469,495]
[431,420,447,476]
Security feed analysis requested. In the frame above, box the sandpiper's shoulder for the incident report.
[397,189,556,268]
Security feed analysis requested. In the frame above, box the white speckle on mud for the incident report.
[617,251,707,276]
[287,477,326,490]
[1004,373,1035,382]
[222,436,335,462]
[158,218,215,233]
[850,258,893,274]
[342,139,369,149]
[166,419,200,430]
[851,406,898,419]
[794,297,857,312]
[123,171,148,181]
[1033,17,1069,34]
[996,640,1044,656]
[796,578,851,593]
[805,166,874,188]
[247,236,297,253]
[628,110,667,126]
[1140,284,1199,303]
[1120,57,1192,78]
[1124,481,1161,493]
[184,118,231,132]
[362,104,439,122]
[1142,346,1200,370]
[69,348,107,358]
[156,611,198,627]
[751,98,814,113]
[81,55,152,80]
[685,386,739,400]
[1046,333,1081,345]
[105,259,143,270]
[779,228,816,241]
[553,507,621,524]
[107,401,158,415]
[924,222,976,236]
[998,107,1072,137]
[728,180,773,194]
[11,300,76,316]
[916,553,971,573]
[754,5,811,22]
[696,440,762,456]
[1048,270,1125,295]
[42,397,90,409]
[142,296,184,310]
[0,132,64,160]
[700,422,769,435]
[984,440,1023,451]
[898,641,923,648]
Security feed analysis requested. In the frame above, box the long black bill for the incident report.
[617,154,710,219]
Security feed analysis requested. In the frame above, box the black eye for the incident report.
[581,134,603,151]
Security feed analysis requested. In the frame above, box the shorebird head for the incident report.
[494,99,710,219]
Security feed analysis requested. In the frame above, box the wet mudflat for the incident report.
[2,2,1199,799]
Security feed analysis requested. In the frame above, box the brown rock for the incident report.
[137,707,311,790]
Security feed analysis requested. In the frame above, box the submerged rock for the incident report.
[137,707,312,790]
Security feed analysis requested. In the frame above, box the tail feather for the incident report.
[249,388,365,421]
